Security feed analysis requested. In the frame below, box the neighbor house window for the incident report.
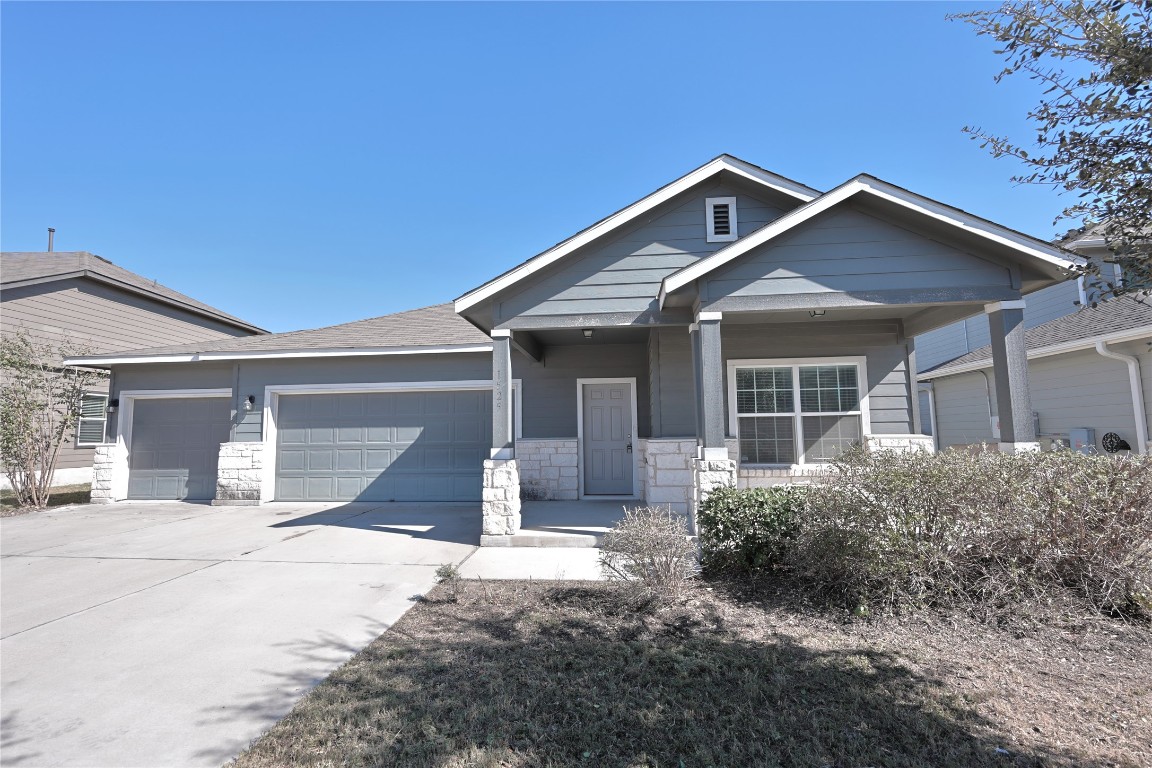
[706,197,738,243]
[730,359,867,464]
[76,393,108,446]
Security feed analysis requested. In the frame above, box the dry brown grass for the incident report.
[232,580,1149,768]
[0,482,90,516]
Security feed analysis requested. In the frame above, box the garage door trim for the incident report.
[117,388,234,457]
[262,379,521,502]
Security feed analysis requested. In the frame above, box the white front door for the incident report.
[582,382,634,495]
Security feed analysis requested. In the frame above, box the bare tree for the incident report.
[1,329,104,508]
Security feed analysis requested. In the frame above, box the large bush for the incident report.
[697,485,805,574]
[791,448,1152,618]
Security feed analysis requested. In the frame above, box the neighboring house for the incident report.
[1,251,266,487]
[66,155,1080,544]
[920,295,1152,455]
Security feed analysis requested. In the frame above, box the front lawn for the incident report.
[232,580,1149,768]
[0,482,91,517]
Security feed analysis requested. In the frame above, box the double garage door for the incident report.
[275,390,491,502]
[126,390,491,502]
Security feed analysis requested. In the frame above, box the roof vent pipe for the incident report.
[1094,340,1149,454]
[47,227,55,252]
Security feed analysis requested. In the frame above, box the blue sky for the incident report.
[3,1,1064,333]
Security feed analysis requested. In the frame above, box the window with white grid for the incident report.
[731,360,866,465]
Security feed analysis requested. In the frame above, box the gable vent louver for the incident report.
[706,196,738,243]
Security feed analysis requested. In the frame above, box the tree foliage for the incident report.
[1,329,103,508]
[951,0,1152,303]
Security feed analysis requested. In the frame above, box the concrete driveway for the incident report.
[1,501,480,768]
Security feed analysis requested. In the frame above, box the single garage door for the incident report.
[127,397,232,500]
[275,390,491,502]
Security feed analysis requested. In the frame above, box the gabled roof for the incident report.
[1,251,266,334]
[919,294,1152,379]
[453,154,821,313]
[64,303,490,366]
[658,175,1086,308]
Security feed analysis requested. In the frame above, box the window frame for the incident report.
[706,196,738,243]
[727,356,871,466]
[76,392,109,447]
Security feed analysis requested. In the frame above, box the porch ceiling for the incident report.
[718,301,1005,337]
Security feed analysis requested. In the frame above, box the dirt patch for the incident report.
[233,579,1150,768]
[1,483,92,517]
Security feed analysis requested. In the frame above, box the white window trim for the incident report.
[726,356,871,466]
[706,196,738,243]
[76,392,109,447]
[576,377,641,500]
[261,380,522,502]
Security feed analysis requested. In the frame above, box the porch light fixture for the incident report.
[809,310,826,318]
[244,395,256,411]
[106,398,119,413]
[582,329,593,339]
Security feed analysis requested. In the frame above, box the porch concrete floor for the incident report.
[510,500,629,547]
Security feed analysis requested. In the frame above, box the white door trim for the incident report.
[576,377,640,500]
[260,380,522,502]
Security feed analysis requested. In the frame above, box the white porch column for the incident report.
[986,300,1039,452]
[482,330,521,545]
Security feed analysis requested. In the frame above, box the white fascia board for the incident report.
[454,157,820,314]
[917,326,1152,380]
[659,176,1086,308]
[63,343,492,367]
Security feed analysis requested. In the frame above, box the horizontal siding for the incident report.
[497,181,789,321]
[916,322,970,372]
[652,327,695,437]
[705,206,1012,301]
[1024,280,1080,327]
[513,344,650,439]
[1,279,254,358]
[1029,349,1135,447]
[933,372,996,449]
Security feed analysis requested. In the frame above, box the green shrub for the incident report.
[600,506,699,603]
[697,485,805,574]
[789,447,1152,618]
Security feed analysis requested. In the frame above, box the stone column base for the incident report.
[90,443,129,504]
[999,441,1042,454]
[691,457,736,534]
[212,442,267,505]
[481,458,521,545]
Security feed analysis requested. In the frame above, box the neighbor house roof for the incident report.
[1,251,266,334]
[453,154,821,314]
[920,294,1152,379]
[658,175,1085,307]
[64,303,491,366]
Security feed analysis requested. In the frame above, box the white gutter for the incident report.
[1094,340,1149,454]
[64,343,493,367]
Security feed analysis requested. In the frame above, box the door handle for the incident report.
[626,441,633,453]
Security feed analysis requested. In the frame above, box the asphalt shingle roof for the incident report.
[1,251,265,333]
[81,303,490,359]
[923,294,1152,377]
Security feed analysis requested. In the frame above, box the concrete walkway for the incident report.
[0,500,606,768]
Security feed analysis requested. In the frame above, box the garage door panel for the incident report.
[128,397,231,501]
[275,390,491,502]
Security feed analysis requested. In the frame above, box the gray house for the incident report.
[1,251,265,487]
[67,155,1080,544]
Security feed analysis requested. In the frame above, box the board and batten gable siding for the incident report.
[492,181,791,323]
[916,279,1080,372]
[701,205,1014,305]
[513,343,650,439]
[233,354,493,441]
[1,278,254,356]
[647,321,915,439]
